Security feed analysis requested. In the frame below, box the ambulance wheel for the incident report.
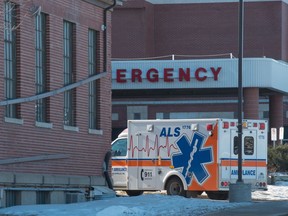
[206,191,229,200]
[125,190,144,196]
[166,177,185,196]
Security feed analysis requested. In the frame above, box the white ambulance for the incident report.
[111,118,268,200]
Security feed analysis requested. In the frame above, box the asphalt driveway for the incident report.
[205,200,288,216]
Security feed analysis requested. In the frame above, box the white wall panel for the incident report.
[112,58,288,93]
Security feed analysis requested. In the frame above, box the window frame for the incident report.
[35,12,48,123]
[88,29,100,130]
[4,1,18,118]
[63,20,76,127]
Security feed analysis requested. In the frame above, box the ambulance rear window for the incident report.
[233,136,254,155]
[244,136,254,155]
[233,136,238,155]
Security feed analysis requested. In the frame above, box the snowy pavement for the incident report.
[0,182,287,216]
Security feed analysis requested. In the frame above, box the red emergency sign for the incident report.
[116,67,221,83]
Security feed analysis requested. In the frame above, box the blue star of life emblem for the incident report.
[172,132,213,185]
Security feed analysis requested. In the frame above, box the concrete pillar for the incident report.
[243,88,259,119]
[229,182,252,202]
[269,94,283,129]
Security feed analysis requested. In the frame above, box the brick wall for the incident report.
[0,0,112,180]
[112,0,155,58]
[112,1,284,60]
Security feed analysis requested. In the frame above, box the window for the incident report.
[112,113,119,121]
[233,136,238,155]
[127,106,148,120]
[35,13,49,122]
[244,136,254,155]
[4,1,19,118]
[156,112,170,119]
[133,113,141,120]
[63,21,76,126]
[36,191,50,204]
[263,111,269,119]
[170,112,234,119]
[233,136,254,155]
[5,190,21,207]
[88,29,100,129]
[112,138,127,157]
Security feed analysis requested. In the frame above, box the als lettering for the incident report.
[172,132,213,185]
[160,127,180,137]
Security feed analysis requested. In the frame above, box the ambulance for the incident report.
[111,118,268,200]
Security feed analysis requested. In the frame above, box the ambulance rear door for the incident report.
[230,128,258,182]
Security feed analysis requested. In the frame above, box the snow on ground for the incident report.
[253,181,288,201]
[0,182,287,216]
[0,194,249,216]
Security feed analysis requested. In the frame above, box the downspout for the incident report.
[103,0,117,190]
[103,0,117,72]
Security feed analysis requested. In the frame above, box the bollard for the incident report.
[229,182,252,202]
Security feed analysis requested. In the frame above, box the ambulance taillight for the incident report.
[259,123,265,130]
[206,124,213,131]
[221,181,230,187]
[223,122,229,129]
[256,182,267,187]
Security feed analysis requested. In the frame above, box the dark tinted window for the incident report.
[233,136,254,155]
[244,136,254,155]
[233,136,238,155]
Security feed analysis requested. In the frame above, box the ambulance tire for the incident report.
[166,177,185,197]
[206,191,229,200]
[125,190,144,196]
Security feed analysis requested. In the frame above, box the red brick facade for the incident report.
[0,0,112,185]
[112,1,287,60]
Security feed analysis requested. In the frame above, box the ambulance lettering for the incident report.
[172,132,213,185]
[141,169,153,181]
[231,169,256,176]
[160,127,181,137]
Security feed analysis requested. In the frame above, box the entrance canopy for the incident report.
[112,58,288,94]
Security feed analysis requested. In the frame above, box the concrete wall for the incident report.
[0,172,106,207]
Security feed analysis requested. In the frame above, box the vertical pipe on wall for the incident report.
[103,0,117,72]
